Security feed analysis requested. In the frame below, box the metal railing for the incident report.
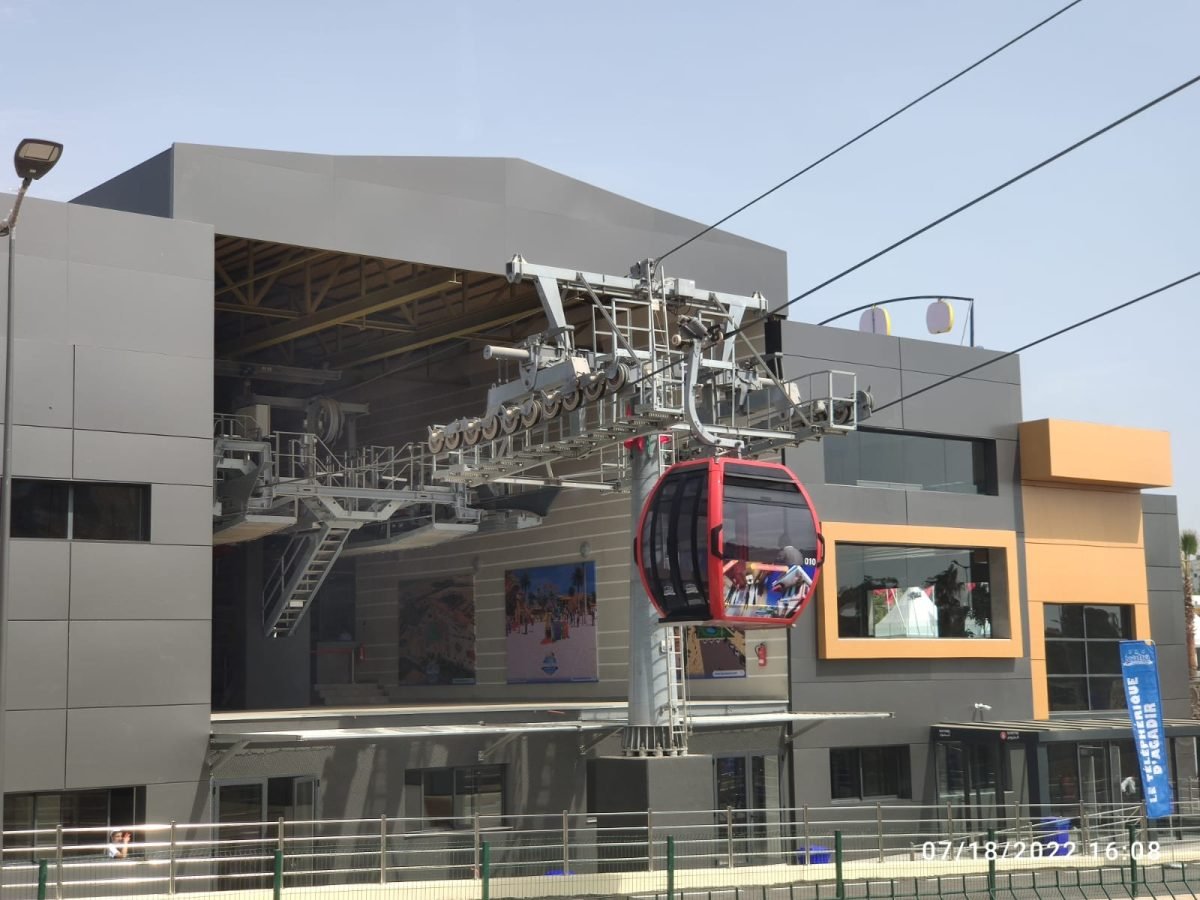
[4,802,1200,899]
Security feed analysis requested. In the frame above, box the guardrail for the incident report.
[3,802,1200,899]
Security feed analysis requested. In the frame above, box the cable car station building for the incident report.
[0,143,1190,839]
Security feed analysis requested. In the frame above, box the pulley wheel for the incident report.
[462,419,482,447]
[607,363,629,393]
[427,428,446,455]
[500,406,521,435]
[481,414,501,441]
[444,429,463,451]
[519,400,542,429]
[583,379,606,402]
[539,394,563,419]
[561,389,584,412]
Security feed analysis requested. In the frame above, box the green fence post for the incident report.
[667,836,676,900]
[36,859,48,900]
[835,830,844,900]
[1128,824,1139,899]
[482,841,491,900]
[987,828,996,900]
[272,849,283,900]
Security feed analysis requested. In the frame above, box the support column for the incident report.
[623,436,673,756]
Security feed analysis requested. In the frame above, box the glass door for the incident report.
[715,755,769,864]
[214,781,269,890]
[1078,744,1112,808]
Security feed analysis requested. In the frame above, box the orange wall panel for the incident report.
[1020,419,1172,488]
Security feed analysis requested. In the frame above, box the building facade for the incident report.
[0,144,1188,841]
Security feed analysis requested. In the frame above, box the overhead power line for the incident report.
[629,70,1200,391]
[870,269,1200,414]
[656,0,1087,264]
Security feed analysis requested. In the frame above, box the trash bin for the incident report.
[1037,818,1071,855]
[796,845,831,865]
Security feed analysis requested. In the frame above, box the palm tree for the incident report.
[1182,529,1197,683]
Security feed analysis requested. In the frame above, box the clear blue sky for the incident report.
[3,0,1196,527]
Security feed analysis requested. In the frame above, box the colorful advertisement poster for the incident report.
[396,575,476,685]
[505,562,598,684]
[685,626,746,679]
[1119,640,1173,818]
[721,549,817,622]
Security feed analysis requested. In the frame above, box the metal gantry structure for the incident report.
[212,255,871,754]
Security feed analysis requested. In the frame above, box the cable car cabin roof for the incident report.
[635,458,824,629]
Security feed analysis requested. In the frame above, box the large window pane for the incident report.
[73,483,150,541]
[836,544,996,638]
[824,429,996,495]
[829,749,859,800]
[11,479,68,538]
[1043,604,1134,712]
[831,747,910,800]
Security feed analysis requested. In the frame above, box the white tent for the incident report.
[874,586,940,638]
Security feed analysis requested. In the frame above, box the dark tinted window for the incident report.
[825,429,996,495]
[836,544,994,638]
[1044,604,1134,712]
[830,746,910,800]
[11,479,69,538]
[72,483,150,541]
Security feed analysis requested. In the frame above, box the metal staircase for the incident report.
[262,523,355,638]
[666,625,689,754]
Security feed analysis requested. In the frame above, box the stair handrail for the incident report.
[262,530,316,621]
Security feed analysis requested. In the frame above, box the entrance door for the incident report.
[1078,744,1112,808]
[715,755,769,864]
[213,781,270,890]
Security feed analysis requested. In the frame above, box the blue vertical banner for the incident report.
[1119,640,1174,818]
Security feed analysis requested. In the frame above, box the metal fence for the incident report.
[3,802,1200,899]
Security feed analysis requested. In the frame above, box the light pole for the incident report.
[0,138,63,882]
[819,295,977,346]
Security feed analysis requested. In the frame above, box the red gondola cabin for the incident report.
[635,457,823,628]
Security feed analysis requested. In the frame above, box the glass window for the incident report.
[1044,604,1134,712]
[836,544,995,638]
[829,746,910,800]
[406,766,505,829]
[9,480,151,542]
[73,483,150,541]
[824,429,997,495]
[11,479,69,538]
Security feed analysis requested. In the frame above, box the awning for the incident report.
[932,715,1200,744]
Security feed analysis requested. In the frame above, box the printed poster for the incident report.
[685,626,746,679]
[396,575,476,685]
[505,562,598,683]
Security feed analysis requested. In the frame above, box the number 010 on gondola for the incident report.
[634,458,824,628]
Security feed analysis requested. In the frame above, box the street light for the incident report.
[818,295,977,347]
[0,138,62,883]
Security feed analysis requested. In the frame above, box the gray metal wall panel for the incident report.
[67,201,210,280]
[72,430,212,486]
[161,145,786,300]
[151,484,215,546]
[68,621,210,707]
[800,481,910,525]
[69,543,211,620]
[0,195,69,261]
[785,323,903,369]
[899,370,1021,439]
[897,338,1021,384]
[4,710,66,792]
[7,620,67,709]
[904,485,1019,532]
[67,262,212,358]
[65,704,209,789]
[144,781,210,826]
[6,255,68,341]
[73,346,212,438]
[69,150,173,219]
[0,339,74,427]
[1148,565,1184,595]
[8,425,72,478]
[1143,494,1178,516]
[1144,511,1182,568]
[9,540,70,620]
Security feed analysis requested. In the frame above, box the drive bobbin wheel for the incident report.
[462,418,482,447]
[481,414,501,442]
[443,428,463,451]
[539,394,563,419]
[560,389,584,412]
[519,399,541,429]
[500,406,521,435]
[427,427,446,455]
[583,378,606,403]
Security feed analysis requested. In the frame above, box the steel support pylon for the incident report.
[622,436,687,756]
